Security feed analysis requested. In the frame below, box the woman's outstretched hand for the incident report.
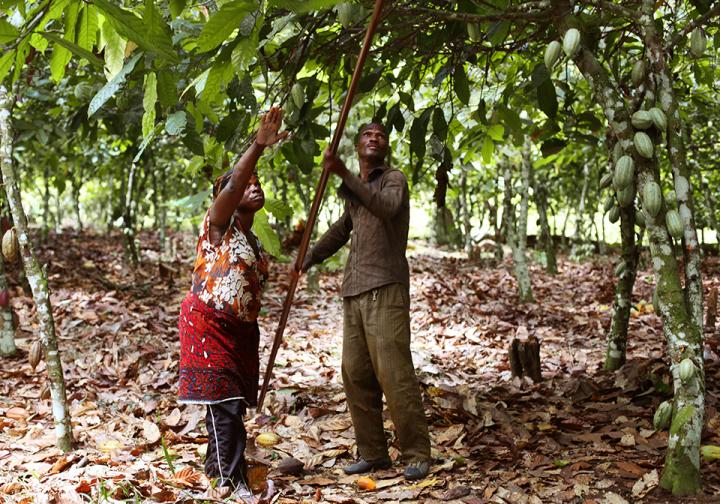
[255,107,289,147]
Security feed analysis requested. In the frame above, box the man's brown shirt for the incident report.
[303,165,410,297]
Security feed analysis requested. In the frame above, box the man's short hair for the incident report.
[355,122,388,143]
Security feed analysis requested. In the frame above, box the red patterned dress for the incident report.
[178,211,269,406]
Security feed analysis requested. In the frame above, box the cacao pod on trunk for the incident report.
[609,205,620,223]
[642,181,663,217]
[600,172,613,189]
[649,107,667,132]
[2,228,18,263]
[29,339,43,371]
[617,184,636,208]
[613,156,634,190]
[631,110,652,130]
[631,60,645,86]
[666,209,683,239]
[653,401,672,430]
[678,358,695,383]
[634,132,654,159]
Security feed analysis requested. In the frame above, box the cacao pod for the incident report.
[613,156,634,190]
[73,82,94,101]
[600,172,613,189]
[678,358,695,383]
[665,190,677,208]
[631,110,653,130]
[290,83,305,109]
[29,339,42,371]
[256,432,280,447]
[544,41,562,69]
[2,228,18,263]
[649,107,667,132]
[642,181,663,217]
[614,260,626,277]
[337,3,355,28]
[563,28,581,57]
[690,27,707,58]
[631,60,645,86]
[666,209,683,239]
[612,142,623,163]
[603,194,615,213]
[635,210,646,228]
[617,184,636,208]
[0,290,8,308]
[634,131,654,159]
[653,401,672,430]
[467,23,482,42]
[609,205,620,223]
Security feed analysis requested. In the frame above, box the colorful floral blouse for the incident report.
[191,211,269,321]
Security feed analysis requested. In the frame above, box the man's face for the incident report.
[356,124,388,162]
[238,174,265,212]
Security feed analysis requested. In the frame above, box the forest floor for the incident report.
[1,230,719,504]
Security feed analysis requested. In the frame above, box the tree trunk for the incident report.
[503,153,533,303]
[0,240,16,356]
[571,163,590,257]
[123,161,139,268]
[0,87,73,451]
[42,164,50,243]
[532,172,557,274]
[460,169,472,254]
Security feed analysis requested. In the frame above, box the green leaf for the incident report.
[143,0,177,64]
[269,0,344,13]
[156,70,178,109]
[42,32,103,67]
[252,208,282,257]
[196,0,255,53]
[100,19,125,80]
[487,124,504,141]
[88,51,142,117]
[537,78,558,119]
[488,20,510,46]
[142,71,157,138]
[169,0,187,18]
[166,188,212,211]
[76,4,98,51]
[481,136,494,164]
[94,0,178,63]
[409,109,431,159]
[432,107,447,140]
[231,30,259,73]
[0,18,18,45]
[48,2,80,82]
[453,64,470,105]
[202,57,232,104]
[0,51,14,85]
[264,197,292,220]
[165,110,186,136]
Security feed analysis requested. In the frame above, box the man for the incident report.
[300,122,431,481]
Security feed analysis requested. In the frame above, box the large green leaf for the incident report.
[94,0,178,63]
[100,19,125,80]
[156,69,178,109]
[142,71,157,138]
[537,78,558,119]
[0,51,14,84]
[264,197,292,220]
[88,51,142,116]
[453,64,470,105]
[269,0,344,13]
[165,111,186,136]
[252,208,282,258]
[76,4,98,51]
[48,2,80,82]
[143,0,177,64]
[169,0,187,18]
[0,18,18,45]
[196,0,255,53]
[42,32,103,67]
[409,109,431,159]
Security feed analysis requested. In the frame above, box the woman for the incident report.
[177,107,287,498]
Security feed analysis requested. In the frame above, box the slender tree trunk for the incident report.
[0,87,73,451]
[461,169,472,254]
[503,153,533,303]
[571,163,590,257]
[0,241,16,356]
[42,165,50,243]
[532,171,557,274]
[123,161,139,268]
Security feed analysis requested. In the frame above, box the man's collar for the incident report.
[365,165,388,182]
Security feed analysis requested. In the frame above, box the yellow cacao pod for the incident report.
[29,339,43,371]
[2,228,18,263]
[256,432,280,447]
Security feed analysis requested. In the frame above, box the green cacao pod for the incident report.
[631,110,653,130]
[609,205,620,223]
[1,228,18,263]
[613,155,635,190]
[467,23,482,42]
[653,401,672,430]
[678,358,695,383]
[649,107,667,132]
[337,3,355,28]
[614,260,627,277]
[690,27,707,58]
[634,131,654,159]
[603,194,615,213]
[642,181,663,217]
[544,41,562,69]
[29,339,42,371]
[612,142,623,163]
[665,190,677,209]
[617,184,636,208]
[666,209,683,239]
[600,172,613,189]
[563,28,581,57]
[636,209,646,228]
[631,60,646,86]
[73,82,94,101]
[291,83,305,109]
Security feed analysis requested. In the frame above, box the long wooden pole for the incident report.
[258,0,385,409]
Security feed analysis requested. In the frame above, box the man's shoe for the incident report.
[343,457,392,475]
[404,460,430,481]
